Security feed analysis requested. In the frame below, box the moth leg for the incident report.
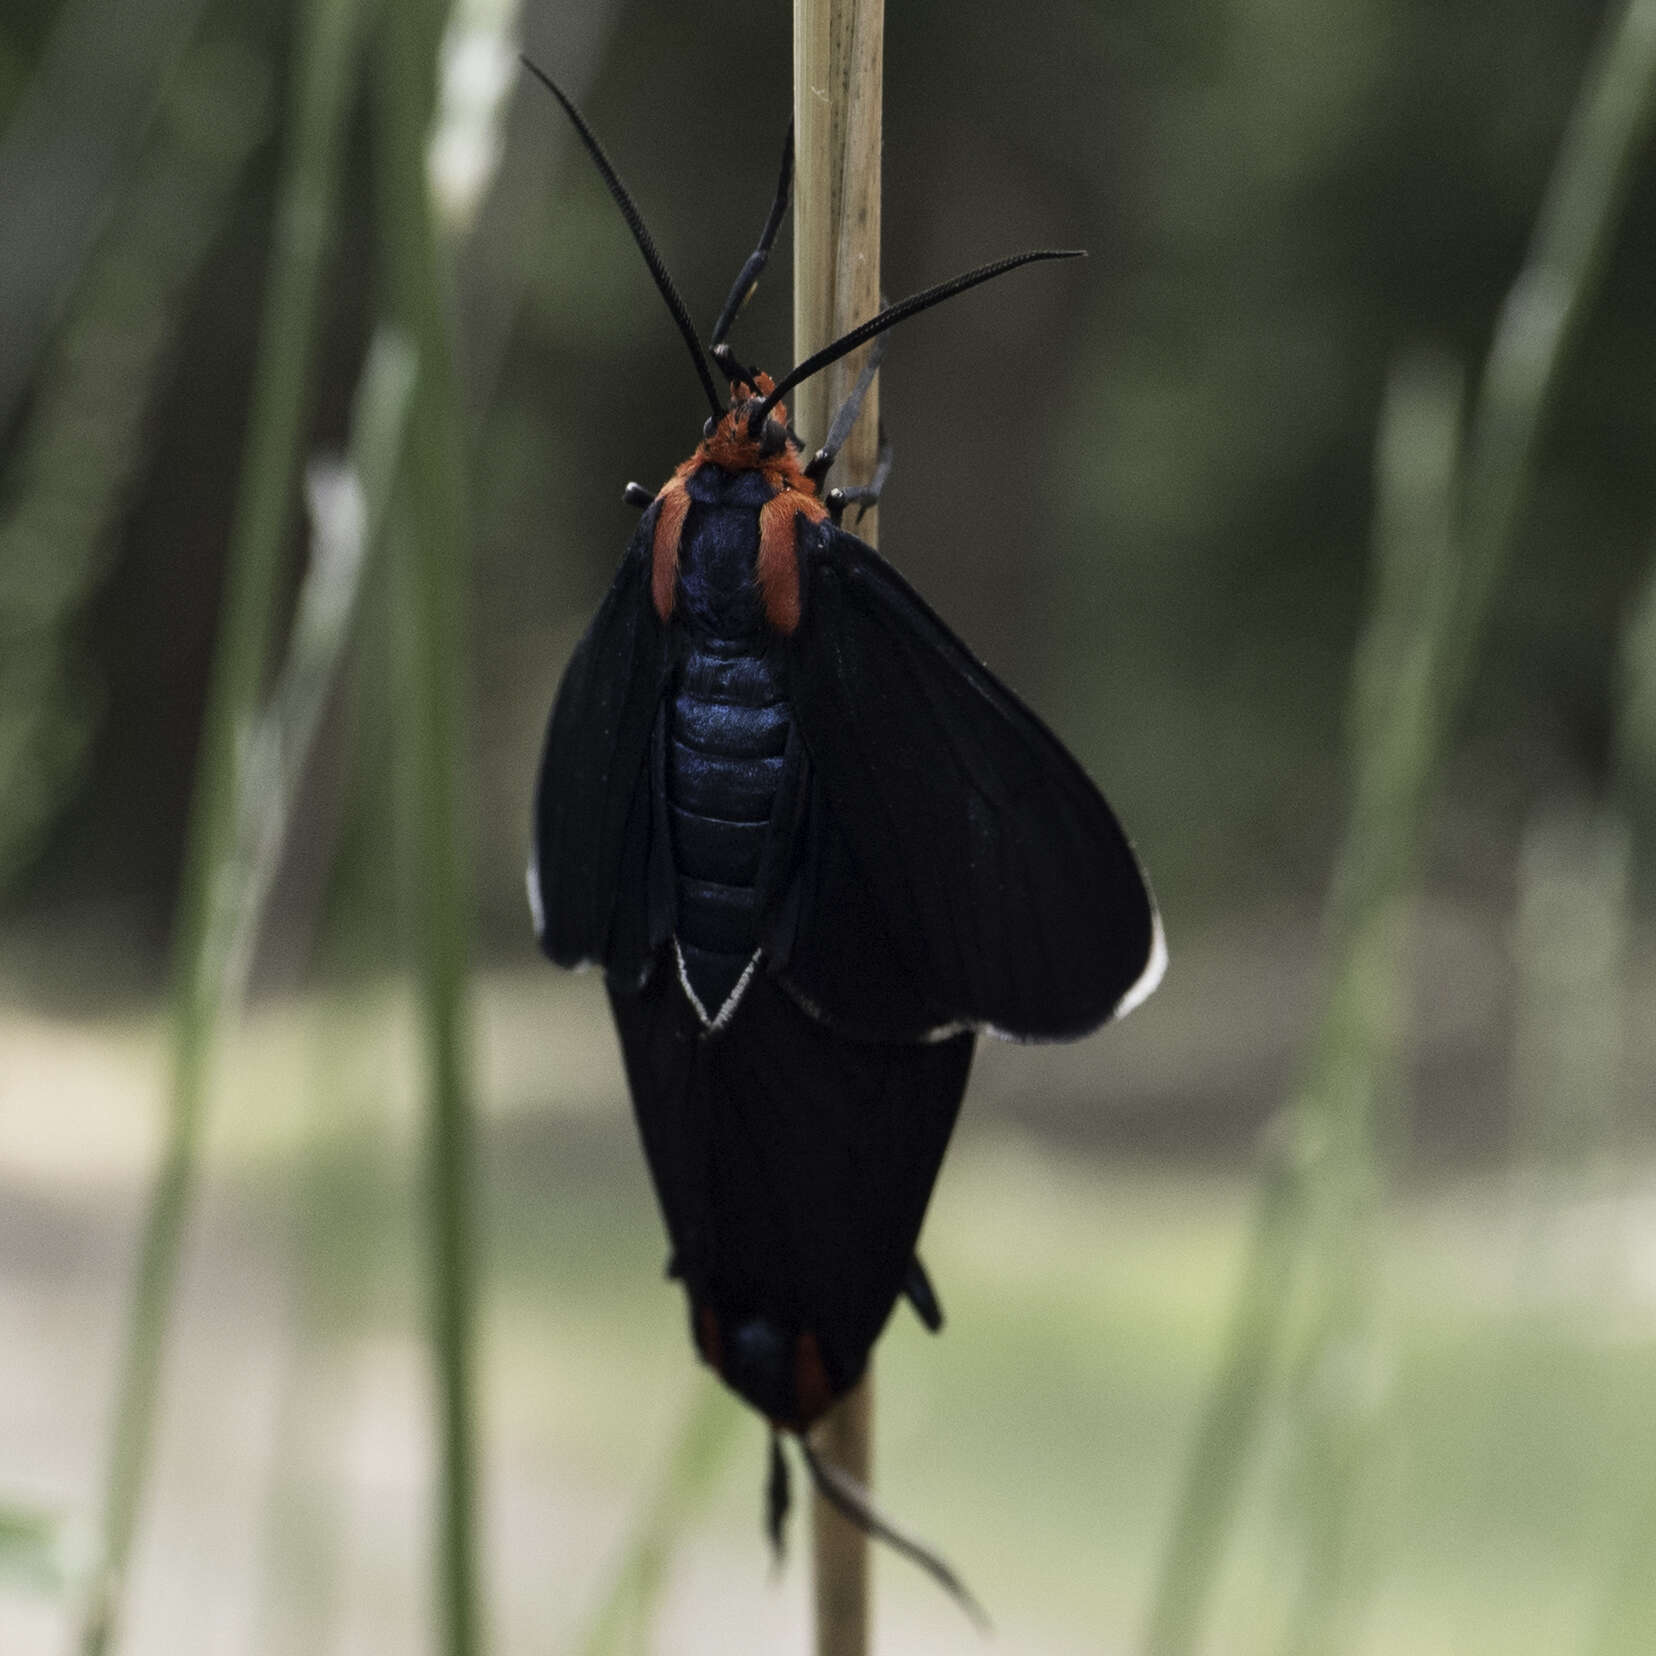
[804,327,890,488]
[903,1255,944,1333]
[825,430,893,527]
[623,481,654,508]
[766,1430,792,1565]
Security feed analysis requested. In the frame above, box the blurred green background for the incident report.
[3,0,1656,1650]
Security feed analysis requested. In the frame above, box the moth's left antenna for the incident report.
[521,57,724,420]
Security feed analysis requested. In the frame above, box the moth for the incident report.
[523,59,1163,1590]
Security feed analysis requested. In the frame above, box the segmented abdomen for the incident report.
[667,644,789,1018]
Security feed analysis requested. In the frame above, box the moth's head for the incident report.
[520,57,1086,504]
[694,370,803,477]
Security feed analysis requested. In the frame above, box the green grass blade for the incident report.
[80,1,371,1647]
[372,0,483,1649]
[1614,547,1656,845]
[1143,1,1656,1640]
[1141,1115,1317,1656]
[1146,351,1463,1656]
[1273,352,1465,1656]
[578,1383,744,1656]
[1583,309,1656,1656]
[1452,0,1656,706]
[0,0,214,431]
[0,43,270,886]
[217,330,419,1007]
[0,1502,69,1597]
[80,326,412,1650]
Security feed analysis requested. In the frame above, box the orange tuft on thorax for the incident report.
[650,468,693,621]
[647,371,826,630]
[756,490,823,633]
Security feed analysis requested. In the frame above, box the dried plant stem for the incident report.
[812,1381,875,1654]
[792,0,884,509]
[794,3,883,1653]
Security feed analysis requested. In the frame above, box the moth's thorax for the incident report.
[674,469,771,641]
[649,376,829,635]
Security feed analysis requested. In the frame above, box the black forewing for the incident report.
[608,959,973,1403]
[778,519,1158,1041]
[764,766,948,1040]
[531,505,671,981]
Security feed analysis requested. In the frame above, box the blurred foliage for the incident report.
[0,40,268,886]
[6,2,1656,1653]
[1617,551,1656,850]
[0,1503,66,1596]
[575,1379,743,1656]
[13,984,1656,1651]
[1051,0,1655,911]
[0,0,1651,979]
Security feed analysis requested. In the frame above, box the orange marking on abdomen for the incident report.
[695,1304,724,1374]
[757,490,826,635]
[792,1330,836,1429]
[652,479,691,620]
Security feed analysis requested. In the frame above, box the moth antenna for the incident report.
[710,118,795,351]
[753,248,1084,430]
[520,56,723,419]
[800,1435,990,1630]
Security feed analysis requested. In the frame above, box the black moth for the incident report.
[523,61,1163,1593]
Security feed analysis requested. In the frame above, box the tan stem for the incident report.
[794,2,883,1653]
[812,1377,875,1656]
[793,0,883,544]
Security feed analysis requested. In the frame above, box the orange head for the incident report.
[692,371,818,496]
[648,370,828,633]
